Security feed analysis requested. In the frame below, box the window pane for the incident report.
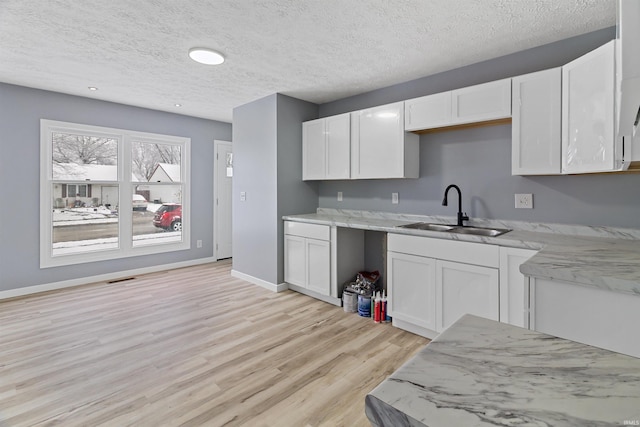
[52,132,118,181]
[52,185,119,256]
[131,141,181,183]
[133,185,182,247]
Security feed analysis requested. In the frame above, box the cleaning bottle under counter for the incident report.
[374,292,381,323]
[381,291,387,323]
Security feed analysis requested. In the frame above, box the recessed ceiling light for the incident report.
[174,103,182,107]
[88,86,98,91]
[188,48,225,65]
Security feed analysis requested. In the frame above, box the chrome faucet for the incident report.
[442,184,469,227]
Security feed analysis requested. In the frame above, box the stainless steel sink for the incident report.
[398,222,457,232]
[450,226,511,237]
[398,222,511,237]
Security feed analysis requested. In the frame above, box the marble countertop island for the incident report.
[365,315,640,427]
[283,209,640,296]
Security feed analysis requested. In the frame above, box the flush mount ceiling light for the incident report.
[88,86,98,91]
[188,48,225,65]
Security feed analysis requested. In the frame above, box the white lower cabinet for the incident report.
[284,222,331,300]
[305,238,331,296]
[530,277,640,358]
[436,260,499,332]
[499,247,538,328]
[387,233,499,339]
[284,221,364,306]
[284,234,307,287]
[387,251,437,333]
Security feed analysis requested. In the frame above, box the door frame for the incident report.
[214,140,232,260]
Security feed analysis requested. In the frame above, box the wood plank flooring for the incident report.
[0,260,428,426]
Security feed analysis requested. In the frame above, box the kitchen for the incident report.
[232,2,640,425]
[2,0,640,425]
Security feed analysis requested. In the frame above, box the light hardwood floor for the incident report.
[0,260,428,427]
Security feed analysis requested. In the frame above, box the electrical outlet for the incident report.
[240,191,246,202]
[337,191,343,201]
[196,240,202,248]
[392,193,399,204]
[515,193,533,209]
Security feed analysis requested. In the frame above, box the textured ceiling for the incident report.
[0,0,615,123]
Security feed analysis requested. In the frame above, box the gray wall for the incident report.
[0,83,231,292]
[232,94,318,285]
[317,27,640,229]
[232,94,279,284]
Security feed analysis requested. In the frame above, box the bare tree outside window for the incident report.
[52,132,117,165]
[131,141,181,182]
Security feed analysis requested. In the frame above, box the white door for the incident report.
[352,102,404,179]
[387,251,437,332]
[302,119,326,180]
[325,113,351,180]
[511,68,562,175]
[562,41,616,173]
[284,235,306,287]
[436,260,499,331]
[306,238,331,295]
[214,140,233,260]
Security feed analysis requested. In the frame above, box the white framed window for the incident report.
[40,119,191,268]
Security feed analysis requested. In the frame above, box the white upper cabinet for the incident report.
[325,114,351,179]
[451,79,512,125]
[562,40,620,174]
[351,102,419,179]
[302,118,326,180]
[405,91,452,131]
[405,79,511,132]
[512,68,562,175]
[302,113,350,181]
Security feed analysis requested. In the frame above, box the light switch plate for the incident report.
[515,193,533,209]
[337,191,343,201]
[392,193,399,204]
[240,191,246,202]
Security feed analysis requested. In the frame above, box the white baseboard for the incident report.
[230,270,288,293]
[0,256,217,301]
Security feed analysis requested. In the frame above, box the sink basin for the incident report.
[398,222,510,237]
[451,226,511,237]
[399,222,457,232]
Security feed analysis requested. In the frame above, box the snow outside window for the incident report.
[40,119,191,268]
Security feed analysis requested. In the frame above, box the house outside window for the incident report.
[40,120,190,267]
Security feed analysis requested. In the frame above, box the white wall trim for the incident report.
[0,256,216,301]
[231,269,288,293]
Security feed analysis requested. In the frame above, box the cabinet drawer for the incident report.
[284,221,330,240]
[388,233,499,268]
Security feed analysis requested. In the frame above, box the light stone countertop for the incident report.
[282,209,640,296]
[365,314,640,427]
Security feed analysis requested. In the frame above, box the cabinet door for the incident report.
[325,113,351,180]
[562,41,616,173]
[284,235,306,287]
[512,68,562,175]
[499,247,537,328]
[404,92,452,131]
[451,79,511,125]
[351,102,406,179]
[306,238,331,296]
[302,119,327,180]
[388,251,437,331]
[436,260,499,332]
